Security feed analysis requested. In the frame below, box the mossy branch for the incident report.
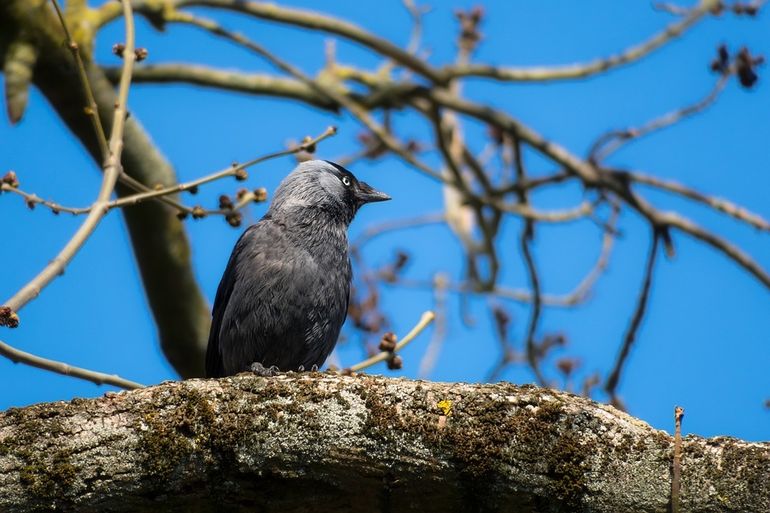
[0,375,768,512]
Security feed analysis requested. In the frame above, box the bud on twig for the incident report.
[0,306,20,328]
[379,331,397,352]
[1,171,19,188]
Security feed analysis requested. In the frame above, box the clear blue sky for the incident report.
[1,1,768,441]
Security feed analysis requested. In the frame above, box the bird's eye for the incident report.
[341,176,352,187]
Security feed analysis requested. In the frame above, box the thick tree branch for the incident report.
[0,375,768,513]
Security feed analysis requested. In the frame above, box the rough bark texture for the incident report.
[0,1,211,377]
[0,374,767,513]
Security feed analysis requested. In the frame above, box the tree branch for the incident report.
[0,375,767,512]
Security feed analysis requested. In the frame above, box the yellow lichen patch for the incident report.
[437,399,452,416]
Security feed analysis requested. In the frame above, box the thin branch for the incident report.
[627,171,770,231]
[109,126,337,210]
[0,338,143,389]
[491,199,594,222]
[605,231,660,401]
[520,228,547,386]
[351,212,446,250]
[659,210,770,288]
[170,10,445,183]
[106,64,339,111]
[0,0,139,387]
[418,274,448,378]
[402,0,427,56]
[0,183,89,214]
[1,129,333,221]
[510,135,547,387]
[347,311,435,372]
[558,202,621,306]
[2,0,136,316]
[589,74,729,162]
[50,0,109,161]
[440,0,718,82]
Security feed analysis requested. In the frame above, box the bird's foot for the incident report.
[249,362,281,376]
[296,364,320,372]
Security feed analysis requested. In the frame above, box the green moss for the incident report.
[137,385,226,485]
[3,405,77,509]
[19,450,77,500]
[359,386,591,510]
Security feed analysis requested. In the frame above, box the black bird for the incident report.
[205,160,390,377]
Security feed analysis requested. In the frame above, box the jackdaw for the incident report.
[205,160,390,378]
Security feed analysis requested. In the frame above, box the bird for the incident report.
[205,160,391,378]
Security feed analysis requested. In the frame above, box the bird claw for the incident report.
[295,364,319,372]
[249,362,281,376]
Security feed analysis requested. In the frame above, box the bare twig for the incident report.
[109,126,336,209]
[627,171,770,231]
[590,75,729,162]
[672,405,685,513]
[1,129,334,221]
[0,338,143,389]
[440,0,719,82]
[351,212,446,250]
[402,0,427,56]
[50,0,109,161]
[558,203,621,305]
[1,183,89,214]
[0,0,139,386]
[3,0,136,317]
[418,274,448,378]
[605,231,661,401]
[348,311,435,372]
[171,10,444,183]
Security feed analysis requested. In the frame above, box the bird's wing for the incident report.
[205,223,259,378]
[207,218,331,376]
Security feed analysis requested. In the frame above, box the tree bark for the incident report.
[0,374,767,513]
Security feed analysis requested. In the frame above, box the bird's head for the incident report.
[269,160,391,224]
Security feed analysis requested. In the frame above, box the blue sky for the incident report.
[1,1,768,441]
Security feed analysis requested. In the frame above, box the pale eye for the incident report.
[341,176,352,187]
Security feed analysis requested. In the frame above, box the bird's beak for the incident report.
[356,181,391,204]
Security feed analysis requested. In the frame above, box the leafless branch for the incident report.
[605,231,661,403]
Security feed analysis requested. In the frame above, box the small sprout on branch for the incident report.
[176,211,188,220]
[387,354,403,370]
[112,43,125,58]
[2,171,19,188]
[492,303,512,343]
[188,185,199,195]
[226,211,242,228]
[134,47,149,62]
[378,331,397,352]
[191,205,206,219]
[0,306,20,328]
[253,187,268,202]
[301,135,317,154]
[455,6,484,53]
[710,44,731,74]
[556,357,579,378]
[736,47,763,88]
[236,188,249,201]
[218,194,233,209]
[234,168,248,181]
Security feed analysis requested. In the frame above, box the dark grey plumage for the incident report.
[205,160,390,378]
